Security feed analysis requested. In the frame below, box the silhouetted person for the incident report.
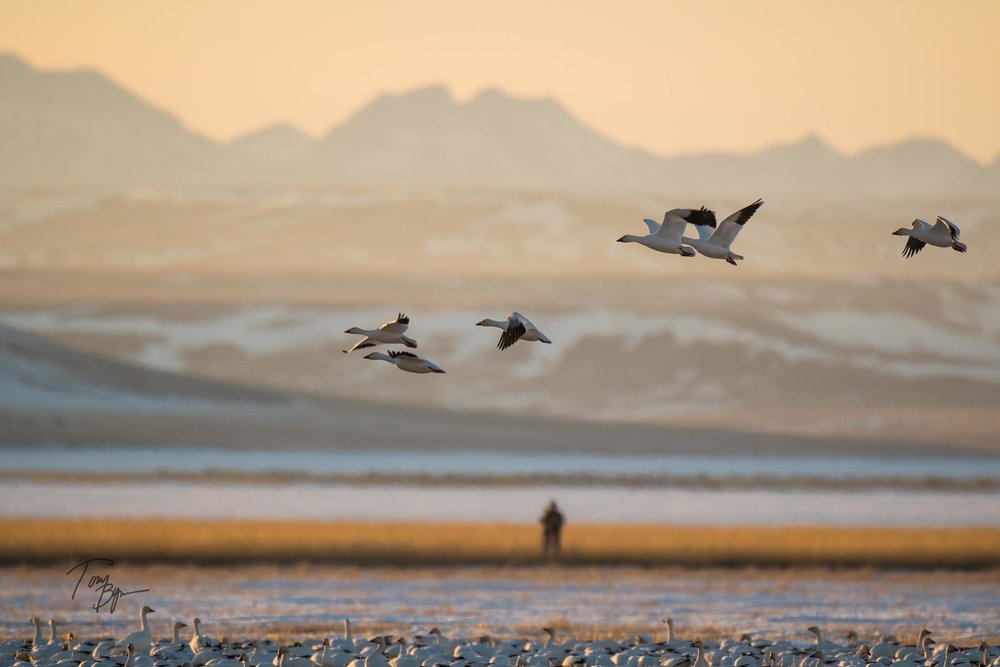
[540,499,565,557]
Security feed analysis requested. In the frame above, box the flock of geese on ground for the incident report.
[3,612,998,667]
[341,199,969,374]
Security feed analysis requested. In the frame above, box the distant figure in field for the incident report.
[540,499,565,558]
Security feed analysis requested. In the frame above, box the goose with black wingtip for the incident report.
[682,199,763,266]
[363,350,445,374]
[476,312,551,351]
[616,207,715,257]
[892,216,967,258]
[344,313,418,353]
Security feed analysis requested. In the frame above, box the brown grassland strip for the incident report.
[2,519,1000,568]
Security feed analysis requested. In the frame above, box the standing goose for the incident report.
[190,618,217,654]
[115,606,155,655]
[276,646,315,667]
[343,313,418,353]
[363,350,446,374]
[893,216,967,257]
[476,312,552,351]
[617,208,715,257]
[683,199,764,265]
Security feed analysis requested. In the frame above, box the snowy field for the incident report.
[2,566,998,642]
[3,481,999,526]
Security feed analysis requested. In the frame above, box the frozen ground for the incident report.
[3,481,999,525]
[4,281,999,449]
[5,447,999,480]
[1,565,996,642]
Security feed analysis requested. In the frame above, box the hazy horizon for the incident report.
[3,1,1000,163]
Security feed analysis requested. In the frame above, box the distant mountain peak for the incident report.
[0,51,31,72]
[228,122,316,166]
[759,133,840,157]
[370,84,454,109]
[468,86,565,116]
[231,122,313,144]
[855,135,980,166]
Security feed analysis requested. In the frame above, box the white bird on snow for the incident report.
[114,605,155,655]
[893,216,967,258]
[682,198,763,266]
[343,313,417,353]
[616,207,716,257]
[363,350,446,374]
[476,312,552,351]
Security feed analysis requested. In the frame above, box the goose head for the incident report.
[142,605,156,614]
[345,327,365,335]
[475,319,490,326]
[891,228,909,236]
[616,235,636,243]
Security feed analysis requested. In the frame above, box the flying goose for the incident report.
[682,199,763,265]
[476,312,552,351]
[363,350,445,374]
[893,216,967,257]
[343,313,418,353]
[616,207,716,257]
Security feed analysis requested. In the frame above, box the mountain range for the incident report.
[1,52,997,198]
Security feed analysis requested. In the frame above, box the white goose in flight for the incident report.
[477,312,552,351]
[893,216,967,257]
[343,313,417,353]
[682,198,763,266]
[616,207,716,257]
[364,350,446,374]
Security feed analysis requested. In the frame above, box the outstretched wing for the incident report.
[497,312,530,351]
[912,218,932,231]
[934,215,961,241]
[380,312,410,334]
[654,210,690,242]
[655,207,715,243]
[388,350,418,359]
[902,236,926,258]
[642,218,661,234]
[708,199,763,247]
[344,337,377,353]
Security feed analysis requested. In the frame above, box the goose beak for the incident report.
[891,229,904,235]
[616,236,628,242]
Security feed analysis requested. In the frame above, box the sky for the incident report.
[2,1,1000,163]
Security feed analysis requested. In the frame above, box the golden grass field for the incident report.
[3,519,1000,568]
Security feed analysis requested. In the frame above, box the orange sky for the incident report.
[3,1,1000,163]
